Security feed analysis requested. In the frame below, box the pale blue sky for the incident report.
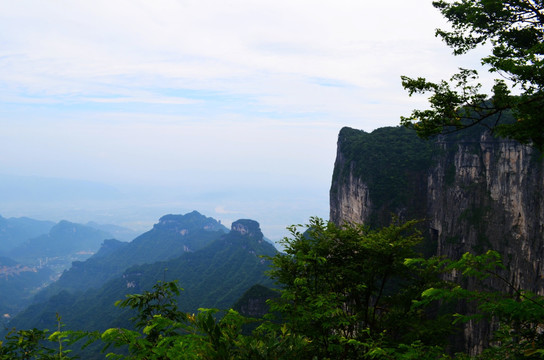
[0,0,491,241]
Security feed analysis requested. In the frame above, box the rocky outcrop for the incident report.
[427,132,544,293]
[154,211,227,233]
[231,219,263,240]
[330,149,373,225]
[329,125,544,353]
[330,126,434,227]
[233,284,279,318]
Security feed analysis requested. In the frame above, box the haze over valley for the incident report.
[1,0,542,358]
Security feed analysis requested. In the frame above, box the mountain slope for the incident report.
[8,221,112,269]
[8,219,277,336]
[0,256,54,316]
[0,215,55,253]
[34,211,229,301]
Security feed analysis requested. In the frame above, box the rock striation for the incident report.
[329,125,544,353]
[231,219,264,240]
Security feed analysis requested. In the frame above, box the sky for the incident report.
[0,0,492,242]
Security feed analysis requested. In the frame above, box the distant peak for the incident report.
[231,219,263,239]
[158,211,203,224]
[155,211,227,233]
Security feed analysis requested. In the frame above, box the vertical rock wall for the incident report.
[330,150,373,225]
[329,126,544,354]
[427,132,544,293]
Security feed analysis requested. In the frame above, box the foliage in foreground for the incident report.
[401,0,544,151]
[407,251,544,359]
[2,218,544,359]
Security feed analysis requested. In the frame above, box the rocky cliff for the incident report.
[330,125,544,353]
[330,126,434,229]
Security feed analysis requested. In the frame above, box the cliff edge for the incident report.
[330,125,544,353]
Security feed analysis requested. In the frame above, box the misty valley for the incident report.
[0,122,543,359]
[2,0,544,357]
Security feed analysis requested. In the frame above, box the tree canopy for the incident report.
[401,0,544,151]
[2,218,544,359]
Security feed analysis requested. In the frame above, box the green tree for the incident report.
[0,314,84,360]
[407,250,544,359]
[99,280,308,360]
[401,0,544,150]
[267,217,453,359]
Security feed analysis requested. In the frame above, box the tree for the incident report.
[407,250,544,359]
[267,217,453,359]
[401,0,544,151]
[99,280,308,360]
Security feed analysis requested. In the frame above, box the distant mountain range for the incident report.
[6,211,278,348]
[0,216,138,317]
[0,256,53,317]
[8,220,113,267]
[0,215,55,253]
[36,211,229,300]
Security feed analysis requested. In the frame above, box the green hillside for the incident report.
[0,215,55,253]
[35,211,228,301]
[0,256,53,316]
[6,219,276,349]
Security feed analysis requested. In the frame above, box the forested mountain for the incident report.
[7,221,112,272]
[0,215,55,253]
[35,211,229,301]
[0,256,54,317]
[6,218,276,347]
[330,124,544,353]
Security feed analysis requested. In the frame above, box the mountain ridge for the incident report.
[7,216,277,342]
[34,211,229,301]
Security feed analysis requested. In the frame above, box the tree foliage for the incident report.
[267,217,453,359]
[407,250,544,359]
[401,0,544,150]
[2,219,544,359]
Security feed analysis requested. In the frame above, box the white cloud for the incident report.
[0,0,495,239]
[0,0,474,103]
[214,206,240,215]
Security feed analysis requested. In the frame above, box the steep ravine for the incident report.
[330,126,544,354]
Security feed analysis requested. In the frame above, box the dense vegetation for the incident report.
[401,0,544,151]
[6,218,274,342]
[333,126,436,226]
[2,218,542,359]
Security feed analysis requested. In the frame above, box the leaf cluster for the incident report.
[267,218,452,358]
[407,250,544,359]
[402,0,544,151]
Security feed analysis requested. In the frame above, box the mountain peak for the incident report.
[155,211,227,233]
[231,219,263,239]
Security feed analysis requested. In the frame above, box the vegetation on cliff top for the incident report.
[333,126,436,225]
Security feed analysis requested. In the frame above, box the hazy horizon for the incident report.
[0,1,493,243]
[0,172,329,241]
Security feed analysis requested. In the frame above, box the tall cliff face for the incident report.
[330,126,434,228]
[330,148,373,225]
[331,126,544,291]
[427,131,544,292]
[330,126,544,352]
